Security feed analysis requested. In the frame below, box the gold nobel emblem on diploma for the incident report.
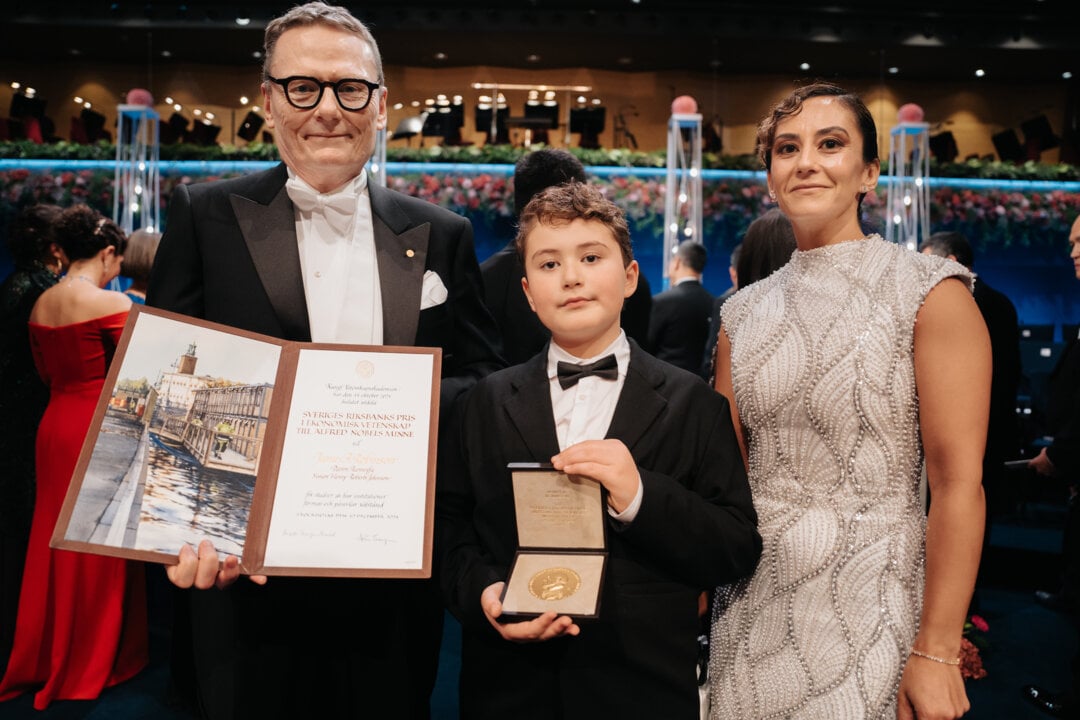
[528,567,581,601]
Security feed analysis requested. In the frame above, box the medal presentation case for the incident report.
[500,463,607,619]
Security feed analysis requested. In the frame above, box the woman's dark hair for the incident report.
[53,205,128,261]
[757,81,879,172]
[7,203,62,269]
[736,209,797,289]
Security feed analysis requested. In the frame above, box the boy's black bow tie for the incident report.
[556,354,618,389]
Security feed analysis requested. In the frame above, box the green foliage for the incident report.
[3,140,1078,179]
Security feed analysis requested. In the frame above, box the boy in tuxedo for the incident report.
[438,182,761,719]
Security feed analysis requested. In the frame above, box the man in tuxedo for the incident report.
[648,240,714,373]
[1023,215,1080,718]
[439,182,759,719]
[481,148,653,364]
[147,4,501,718]
[920,232,1020,531]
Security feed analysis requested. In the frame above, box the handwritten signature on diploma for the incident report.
[355,533,397,545]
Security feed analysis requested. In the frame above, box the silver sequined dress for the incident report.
[709,236,970,719]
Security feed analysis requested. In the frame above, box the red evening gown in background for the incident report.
[0,311,147,710]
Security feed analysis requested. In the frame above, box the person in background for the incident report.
[710,82,989,719]
[482,147,654,363]
[482,148,587,364]
[439,181,759,719]
[0,205,146,710]
[702,209,796,381]
[0,203,64,676]
[648,240,714,373]
[120,228,161,305]
[920,230,1021,592]
[147,4,502,718]
[1022,214,1080,719]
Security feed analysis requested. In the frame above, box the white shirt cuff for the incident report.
[607,474,643,524]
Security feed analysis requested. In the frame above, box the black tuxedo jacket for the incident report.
[647,279,715,374]
[148,162,503,411]
[439,343,760,719]
[147,163,502,719]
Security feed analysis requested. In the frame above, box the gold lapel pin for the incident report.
[405,249,415,258]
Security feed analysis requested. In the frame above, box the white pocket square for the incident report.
[420,270,449,310]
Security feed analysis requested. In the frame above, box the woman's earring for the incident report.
[768,190,776,200]
[860,185,868,193]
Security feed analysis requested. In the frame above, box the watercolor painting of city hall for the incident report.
[60,312,281,558]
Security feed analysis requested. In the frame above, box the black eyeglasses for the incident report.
[266,75,381,111]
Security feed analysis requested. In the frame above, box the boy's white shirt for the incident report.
[545,330,643,522]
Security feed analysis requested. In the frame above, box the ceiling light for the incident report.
[239,95,249,105]
[161,50,172,58]
[392,102,403,110]
[975,68,985,77]
[74,96,84,104]
[799,62,811,71]
[526,54,541,63]
[1064,71,1074,79]
[235,17,250,26]
[888,66,899,74]
[165,96,174,105]
[434,52,447,61]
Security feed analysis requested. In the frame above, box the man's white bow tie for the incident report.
[285,177,357,236]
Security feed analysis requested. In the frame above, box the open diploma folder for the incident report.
[50,305,441,578]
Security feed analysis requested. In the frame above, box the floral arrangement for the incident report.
[959,614,989,680]
[2,139,1078,180]
[0,166,1076,261]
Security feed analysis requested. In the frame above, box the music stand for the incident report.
[928,132,958,162]
[570,107,605,149]
[237,112,264,142]
[992,129,1025,163]
[189,122,221,146]
[392,113,426,146]
[1021,115,1060,153]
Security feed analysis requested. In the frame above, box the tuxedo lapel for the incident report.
[503,353,560,461]
[370,182,429,347]
[606,343,667,450]
[229,165,311,340]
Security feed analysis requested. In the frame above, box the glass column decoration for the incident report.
[885,121,930,250]
[113,104,161,234]
[663,112,702,289]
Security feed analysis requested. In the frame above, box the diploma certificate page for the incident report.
[262,348,434,570]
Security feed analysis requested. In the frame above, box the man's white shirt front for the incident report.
[288,170,383,344]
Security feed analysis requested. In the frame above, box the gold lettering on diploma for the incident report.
[528,567,581,601]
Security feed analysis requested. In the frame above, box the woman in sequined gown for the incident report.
[0,206,145,710]
[709,83,990,719]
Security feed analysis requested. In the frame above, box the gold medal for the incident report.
[528,567,581,601]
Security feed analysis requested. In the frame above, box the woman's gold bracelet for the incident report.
[909,648,960,666]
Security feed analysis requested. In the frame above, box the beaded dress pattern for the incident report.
[709,237,971,719]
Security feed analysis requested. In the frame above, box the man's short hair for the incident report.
[513,149,587,218]
[675,240,707,274]
[920,231,974,269]
[263,2,384,84]
[729,242,742,269]
[515,181,633,267]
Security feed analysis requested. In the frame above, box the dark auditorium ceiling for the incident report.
[1,0,1076,83]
